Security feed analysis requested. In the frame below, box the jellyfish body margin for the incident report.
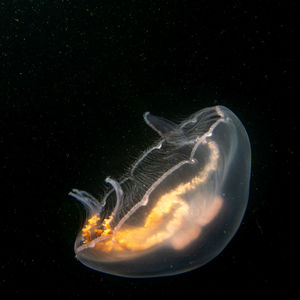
[69,105,251,278]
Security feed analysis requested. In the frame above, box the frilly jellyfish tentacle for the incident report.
[105,177,124,218]
[68,189,104,217]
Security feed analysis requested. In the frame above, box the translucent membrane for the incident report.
[69,106,251,277]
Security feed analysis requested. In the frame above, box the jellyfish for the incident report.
[69,105,251,277]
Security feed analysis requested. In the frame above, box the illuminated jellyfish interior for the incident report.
[69,105,251,277]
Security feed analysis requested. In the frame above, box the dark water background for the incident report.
[1,0,297,298]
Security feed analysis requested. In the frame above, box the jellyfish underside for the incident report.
[69,106,251,277]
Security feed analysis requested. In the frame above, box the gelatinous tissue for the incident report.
[69,106,251,277]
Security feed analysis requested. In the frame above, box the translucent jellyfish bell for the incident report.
[69,105,251,277]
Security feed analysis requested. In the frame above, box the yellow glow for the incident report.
[82,141,222,252]
[88,215,100,225]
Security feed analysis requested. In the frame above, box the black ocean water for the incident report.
[1,1,297,298]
